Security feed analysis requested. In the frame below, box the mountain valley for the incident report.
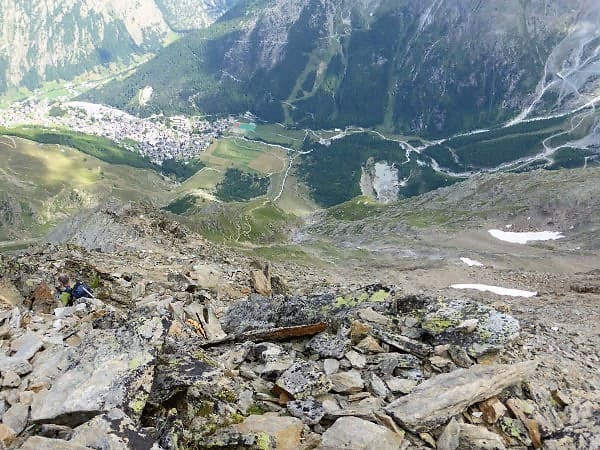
[0,1,599,449]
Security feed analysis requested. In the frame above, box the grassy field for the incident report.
[0,136,173,240]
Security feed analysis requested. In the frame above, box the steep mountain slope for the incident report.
[0,135,173,241]
[92,0,597,136]
[0,0,238,93]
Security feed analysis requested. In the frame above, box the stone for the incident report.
[19,391,35,406]
[28,381,50,393]
[480,397,507,424]
[20,436,89,450]
[250,269,272,296]
[2,370,20,387]
[386,377,418,395]
[3,402,29,434]
[287,399,326,425]
[306,332,348,359]
[345,350,367,369]
[437,417,460,450]
[369,373,389,398]
[54,307,76,319]
[371,352,421,370]
[350,320,372,344]
[458,423,506,449]
[0,356,32,375]
[30,283,55,314]
[0,280,22,306]
[318,416,404,450]
[273,362,332,400]
[31,317,165,426]
[551,389,571,408]
[323,359,340,375]
[10,331,44,360]
[355,336,385,353]
[416,297,520,358]
[374,329,431,357]
[70,409,157,449]
[429,355,456,372]
[448,344,474,368]
[184,302,226,340]
[385,361,537,432]
[358,307,389,325]
[0,424,16,447]
[330,370,364,394]
[233,414,303,450]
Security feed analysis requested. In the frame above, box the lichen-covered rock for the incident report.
[274,362,332,400]
[70,409,158,449]
[232,415,304,450]
[399,296,520,358]
[30,317,166,426]
[306,332,348,359]
[287,399,326,425]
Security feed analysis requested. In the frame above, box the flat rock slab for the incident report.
[20,436,89,450]
[385,361,537,433]
[318,416,404,450]
[330,370,365,394]
[10,331,44,360]
[31,317,165,426]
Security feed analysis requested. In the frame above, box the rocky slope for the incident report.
[0,0,237,93]
[0,200,597,449]
[92,0,599,135]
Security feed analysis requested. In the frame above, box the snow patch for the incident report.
[488,229,565,244]
[451,284,537,298]
[460,257,483,267]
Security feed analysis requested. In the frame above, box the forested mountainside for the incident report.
[0,0,238,92]
[90,0,600,136]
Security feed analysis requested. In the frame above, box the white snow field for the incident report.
[451,284,537,298]
[488,229,565,244]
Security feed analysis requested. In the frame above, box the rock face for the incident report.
[31,317,165,426]
[385,361,537,432]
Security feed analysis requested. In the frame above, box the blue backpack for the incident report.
[71,281,93,300]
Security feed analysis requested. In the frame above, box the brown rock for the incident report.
[480,397,507,424]
[250,270,272,296]
[350,320,372,344]
[355,336,385,353]
[233,414,303,450]
[507,398,543,449]
[551,389,571,408]
[0,424,16,447]
[20,436,89,450]
[29,283,55,314]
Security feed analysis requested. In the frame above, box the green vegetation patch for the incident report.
[215,168,269,202]
[0,126,202,181]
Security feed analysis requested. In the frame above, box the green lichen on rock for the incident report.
[193,350,219,368]
[421,317,458,334]
[217,388,237,403]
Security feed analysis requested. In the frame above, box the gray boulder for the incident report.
[318,416,404,450]
[30,317,165,426]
